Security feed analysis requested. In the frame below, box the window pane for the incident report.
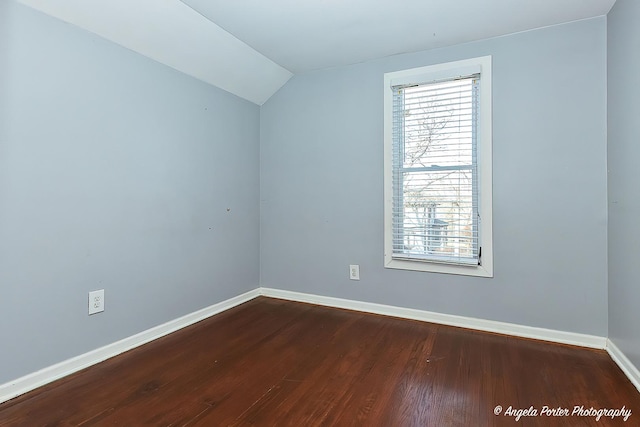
[402,80,474,169]
[396,169,475,259]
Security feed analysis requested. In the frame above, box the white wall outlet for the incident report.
[88,289,105,315]
[349,264,360,281]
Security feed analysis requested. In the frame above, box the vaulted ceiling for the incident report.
[16,0,617,105]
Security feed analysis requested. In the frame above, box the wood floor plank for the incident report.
[1,297,639,426]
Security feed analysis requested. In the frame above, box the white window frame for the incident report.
[383,56,493,277]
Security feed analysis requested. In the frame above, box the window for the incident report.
[383,56,493,277]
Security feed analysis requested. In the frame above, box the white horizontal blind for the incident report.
[391,75,480,265]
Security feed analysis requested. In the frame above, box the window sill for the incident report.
[384,257,493,277]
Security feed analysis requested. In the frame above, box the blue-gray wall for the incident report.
[260,18,608,336]
[0,2,260,383]
[608,0,640,370]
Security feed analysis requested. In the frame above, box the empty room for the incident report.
[1,0,640,425]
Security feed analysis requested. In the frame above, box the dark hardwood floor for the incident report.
[1,297,639,426]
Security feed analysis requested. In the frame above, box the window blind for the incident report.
[391,75,480,266]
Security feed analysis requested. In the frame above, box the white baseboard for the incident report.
[0,289,260,404]
[259,288,608,349]
[607,339,640,393]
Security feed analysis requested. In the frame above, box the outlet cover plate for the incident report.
[349,265,360,280]
[89,289,105,315]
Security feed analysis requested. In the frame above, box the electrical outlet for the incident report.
[88,289,105,315]
[349,264,360,281]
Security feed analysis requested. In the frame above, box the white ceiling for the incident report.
[183,0,617,73]
[15,0,293,105]
[15,0,616,104]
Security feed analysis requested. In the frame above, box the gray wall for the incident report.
[260,18,608,336]
[608,0,640,369]
[0,2,260,383]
